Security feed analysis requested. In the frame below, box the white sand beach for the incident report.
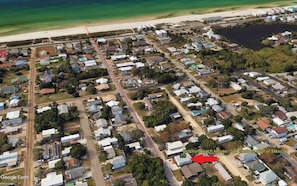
[0,6,292,43]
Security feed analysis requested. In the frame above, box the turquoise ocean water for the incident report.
[0,0,294,35]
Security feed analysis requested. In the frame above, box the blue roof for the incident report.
[192,109,207,116]
[15,60,28,66]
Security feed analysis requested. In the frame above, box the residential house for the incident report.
[98,137,118,147]
[65,166,85,180]
[212,105,223,112]
[147,92,163,99]
[126,142,142,150]
[104,146,116,159]
[245,135,259,147]
[48,159,61,169]
[58,104,69,115]
[214,162,232,181]
[154,124,167,132]
[40,88,55,95]
[256,118,272,131]
[2,110,22,127]
[273,110,287,121]
[61,134,80,144]
[94,126,112,140]
[15,59,27,67]
[40,70,54,83]
[239,151,257,163]
[170,112,182,120]
[11,76,28,84]
[165,141,185,156]
[253,142,270,152]
[272,117,286,126]
[0,102,5,110]
[95,119,108,128]
[178,129,192,139]
[96,78,108,84]
[106,100,120,107]
[9,99,19,107]
[181,163,204,179]
[207,124,224,133]
[191,109,207,117]
[217,135,234,144]
[95,84,109,91]
[65,158,80,169]
[114,113,127,126]
[258,170,277,185]
[111,106,123,115]
[218,111,232,119]
[174,153,192,167]
[0,151,18,168]
[110,156,126,169]
[1,86,19,95]
[270,127,288,138]
[42,128,58,138]
[143,97,153,110]
[41,172,63,186]
[244,159,267,173]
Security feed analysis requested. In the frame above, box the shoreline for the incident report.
[0,2,296,43]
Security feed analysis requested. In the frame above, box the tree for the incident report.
[128,155,168,186]
[227,127,245,142]
[70,143,87,160]
[116,134,125,149]
[114,180,125,186]
[131,129,144,141]
[186,142,200,150]
[87,84,97,94]
[198,174,218,186]
[182,180,195,186]
[233,115,243,122]
[241,101,248,107]
[221,119,232,128]
[232,176,248,186]
[54,160,65,170]
[1,144,12,153]
[99,151,107,162]
[201,138,217,150]
[204,117,215,126]
[101,106,112,120]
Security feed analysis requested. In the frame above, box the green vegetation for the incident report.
[143,101,177,127]
[34,103,79,133]
[77,68,108,80]
[199,135,217,151]
[199,45,297,73]
[130,88,163,100]
[70,143,87,160]
[128,155,168,186]
[54,160,65,170]
[0,135,12,153]
[132,67,178,84]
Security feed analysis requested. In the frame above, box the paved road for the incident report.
[24,48,36,186]
[164,88,250,184]
[86,28,180,186]
[76,101,105,186]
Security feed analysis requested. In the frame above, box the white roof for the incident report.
[217,135,234,144]
[106,100,120,107]
[126,142,142,150]
[166,141,184,150]
[41,172,63,186]
[9,99,19,105]
[57,104,68,115]
[214,162,232,181]
[129,56,138,62]
[84,60,97,67]
[174,153,192,166]
[37,106,51,114]
[62,147,71,156]
[98,137,118,147]
[96,78,108,84]
[187,102,202,107]
[174,88,189,97]
[6,110,20,120]
[206,98,218,106]
[207,124,225,133]
[259,170,277,185]
[42,128,58,137]
[111,55,128,61]
[188,85,201,94]
[135,62,145,68]
[116,62,135,68]
[94,127,112,137]
[61,133,80,143]
[0,151,18,166]
[118,66,133,72]
[273,117,286,126]
[154,124,167,132]
[48,158,61,169]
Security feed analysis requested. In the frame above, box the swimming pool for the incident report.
[287,123,296,131]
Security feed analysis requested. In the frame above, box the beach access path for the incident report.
[0,6,283,43]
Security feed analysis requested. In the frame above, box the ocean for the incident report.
[0,0,294,35]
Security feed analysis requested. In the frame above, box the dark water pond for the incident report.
[216,24,297,50]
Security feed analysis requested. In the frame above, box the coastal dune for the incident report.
[0,7,291,43]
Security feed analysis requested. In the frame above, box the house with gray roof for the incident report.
[1,86,19,95]
[110,156,126,169]
[65,166,85,180]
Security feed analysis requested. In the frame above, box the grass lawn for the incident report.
[285,138,296,147]
[35,92,73,104]
[87,179,96,186]
[0,168,24,186]
[172,169,183,181]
